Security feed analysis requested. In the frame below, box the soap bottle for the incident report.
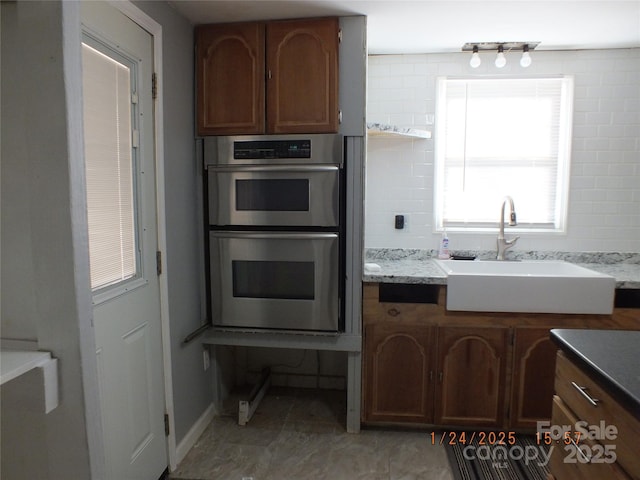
[438,230,450,259]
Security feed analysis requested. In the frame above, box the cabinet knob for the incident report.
[387,308,400,317]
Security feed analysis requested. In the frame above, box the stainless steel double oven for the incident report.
[204,134,344,332]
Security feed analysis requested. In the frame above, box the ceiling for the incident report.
[168,0,640,54]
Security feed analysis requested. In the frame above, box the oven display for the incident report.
[233,140,311,159]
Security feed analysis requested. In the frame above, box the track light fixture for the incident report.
[462,42,540,69]
[495,45,506,68]
[469,45,481,68]
[520,44,532,67]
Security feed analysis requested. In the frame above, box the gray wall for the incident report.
[132,1,214,444]
[1,2,101,478]
[1,1,213,477]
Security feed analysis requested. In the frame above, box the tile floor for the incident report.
[171,387,454,480]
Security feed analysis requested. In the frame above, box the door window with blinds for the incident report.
[434,76,574,232]
[82,39,143,295]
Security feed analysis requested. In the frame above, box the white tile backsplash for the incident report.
[366,49,640,252]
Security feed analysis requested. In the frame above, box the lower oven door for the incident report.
[209,231,340,332]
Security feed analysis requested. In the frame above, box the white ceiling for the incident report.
[168,0,640,54]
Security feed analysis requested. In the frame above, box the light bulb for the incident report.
[495,46,506,68]
[520,45,532,67]
[470,51,481,68]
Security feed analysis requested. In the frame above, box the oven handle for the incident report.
[209,231,338,240]
[207,165,339,173]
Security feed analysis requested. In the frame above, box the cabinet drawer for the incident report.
[363,284,442,325]
[554,352,640,479]
[549,396,630,480]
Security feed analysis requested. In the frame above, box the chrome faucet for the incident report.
[497,196,519,260]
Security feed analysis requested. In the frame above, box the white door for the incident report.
[81,3,167,479]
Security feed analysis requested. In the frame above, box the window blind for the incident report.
[82,43,138,290]
[435,76,573,232]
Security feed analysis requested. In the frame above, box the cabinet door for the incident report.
[510,327,557,429]
[266,18,339,133]
[196,23,265,135]
[363,323,434,424]
[435,326,508,427]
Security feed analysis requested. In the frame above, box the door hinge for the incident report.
[156,251,162,276]
[338,28,343,43]
[152,73,158,100]
[164,413,170,436]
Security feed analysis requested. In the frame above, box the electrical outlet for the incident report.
[203,348,210,371]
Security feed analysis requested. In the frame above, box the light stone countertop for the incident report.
[363,249,640,289]
[575,263,640,289]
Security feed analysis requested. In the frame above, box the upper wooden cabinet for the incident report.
[266,18,339,134]
[196,23,265,135]
[196,18,339,136]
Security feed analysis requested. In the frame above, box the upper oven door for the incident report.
[208,165,340,227]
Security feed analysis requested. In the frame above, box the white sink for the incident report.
[434,259,615,314]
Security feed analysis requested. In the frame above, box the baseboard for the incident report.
[174,402,215,467]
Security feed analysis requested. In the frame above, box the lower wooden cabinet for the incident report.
[435,326,508,427]
[362,283,640,431]
[549,352,638,479]
[510,327,558,429]
[363,323,434,423]
[362,322,508,427]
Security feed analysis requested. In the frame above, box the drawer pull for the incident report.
[571,381,600,407]
[387,308,400,317]
[568,437,592,463]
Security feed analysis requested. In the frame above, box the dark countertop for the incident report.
[550,329,640,419]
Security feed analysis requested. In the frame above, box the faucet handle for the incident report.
[505,235,520,246]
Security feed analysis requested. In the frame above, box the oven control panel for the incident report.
[203,134,342,168]
[234,140,311,160]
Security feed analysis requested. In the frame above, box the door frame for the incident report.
[103,0,177,470]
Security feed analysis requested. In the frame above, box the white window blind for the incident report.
[82,43,138,290]
[434,76,573,232]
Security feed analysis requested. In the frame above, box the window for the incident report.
[82,41,139,291]
[434,76,574,232]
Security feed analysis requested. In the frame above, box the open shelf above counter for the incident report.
[366,122,431,139]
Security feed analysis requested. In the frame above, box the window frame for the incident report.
[433,75,574,234]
